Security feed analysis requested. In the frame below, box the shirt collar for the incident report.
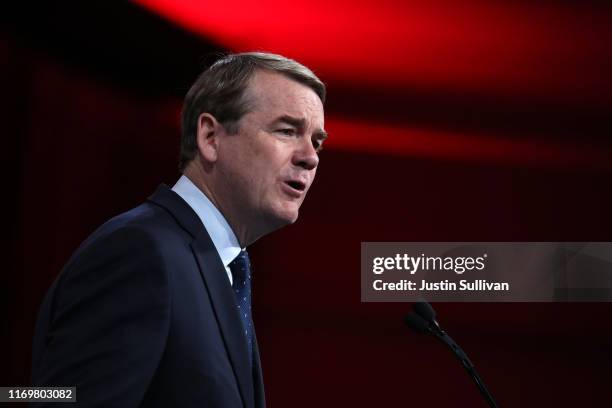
[171,175,242,271]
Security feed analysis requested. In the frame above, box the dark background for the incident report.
[3,2,612,406]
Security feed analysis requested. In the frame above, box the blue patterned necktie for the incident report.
[229,250,253,366]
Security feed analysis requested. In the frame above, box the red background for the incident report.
[3,2,612,406]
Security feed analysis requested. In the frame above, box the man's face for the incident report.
[213,70,326,240]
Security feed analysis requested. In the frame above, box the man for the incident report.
[31,52,327,407]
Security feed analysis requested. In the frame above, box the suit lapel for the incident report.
[191,233,255,408]
[148,184,255,408]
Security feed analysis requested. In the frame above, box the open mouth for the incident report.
[283,179,307,197]
[286,180,306,191]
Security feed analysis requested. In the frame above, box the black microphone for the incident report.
[413,300,436,322]
[405,300,499,408]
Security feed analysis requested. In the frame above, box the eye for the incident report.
[277,128,296,136]
[313,139,324,153]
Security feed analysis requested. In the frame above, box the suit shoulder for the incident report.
[80,201,187,251]
[57,203,190,284]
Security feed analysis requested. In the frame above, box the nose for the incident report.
[292,137,319,170]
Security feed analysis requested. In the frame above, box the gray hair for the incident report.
[179,52,326,171]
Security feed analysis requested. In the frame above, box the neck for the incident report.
[183,163,261,247]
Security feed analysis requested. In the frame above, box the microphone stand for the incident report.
[427,320,499,408]
[405,302,499,408]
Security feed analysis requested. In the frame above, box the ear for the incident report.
[196,112,222,163]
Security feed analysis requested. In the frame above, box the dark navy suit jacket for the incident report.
[31,185,265,407]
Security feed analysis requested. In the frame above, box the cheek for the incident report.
[242,155,277,198]
[251,143,286,182]
[229,134,289,196]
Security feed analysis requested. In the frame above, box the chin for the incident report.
[270,206,300,227]
[260,199,302,232]
[278,211,299,225]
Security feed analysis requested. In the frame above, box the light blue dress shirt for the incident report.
[172,175,242,285]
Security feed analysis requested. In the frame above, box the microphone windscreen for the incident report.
[404,312,430,333]
[414,300,436,322]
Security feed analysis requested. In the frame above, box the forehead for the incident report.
[244,70,324,124]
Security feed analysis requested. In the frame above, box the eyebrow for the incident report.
[274,115,328,140]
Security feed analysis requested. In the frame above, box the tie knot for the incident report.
[229,250,251,281]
